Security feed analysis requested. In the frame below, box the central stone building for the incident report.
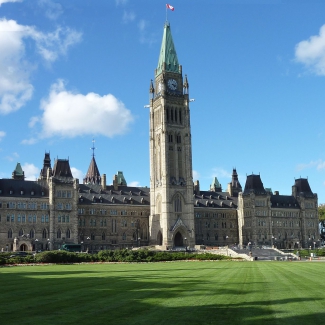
[149,22,195,248]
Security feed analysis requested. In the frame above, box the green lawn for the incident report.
[0,261,325,325]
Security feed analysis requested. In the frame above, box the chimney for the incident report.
[101,174,106,190]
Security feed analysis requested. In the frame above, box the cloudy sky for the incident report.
[1,0,325,202]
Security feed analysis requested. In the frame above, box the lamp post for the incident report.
[81,241,83,252]
[34,239,39,253]
[87,236,90,253]
[184,237,187,252]
[47,238,51,251]
[138,237,141,248]
[271,235,274,248]
[313,241,316,250]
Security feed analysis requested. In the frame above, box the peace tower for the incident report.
[149,22,195,248]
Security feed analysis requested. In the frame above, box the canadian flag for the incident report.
[166,4,174,11]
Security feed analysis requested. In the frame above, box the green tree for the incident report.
[319,204,325,242]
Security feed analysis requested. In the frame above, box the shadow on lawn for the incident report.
[0,267,324,325]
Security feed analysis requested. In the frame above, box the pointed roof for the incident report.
[231,168,241,188]
[243,174,266,195]
[156,22,180,76]
[83,157,101,185]
[40,152,52,179]
[210,177,222,192]
[52,159,73,178]
[12,163,24,180]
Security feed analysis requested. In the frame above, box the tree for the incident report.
[319,204,325,242]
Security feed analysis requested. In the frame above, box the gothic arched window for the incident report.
[57,229,61,239]
[174,194,182,213]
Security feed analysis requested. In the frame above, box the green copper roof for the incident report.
[211,177,221,189]
[117,171,127,186]
[156,22,180,76]
[14,163,24,176]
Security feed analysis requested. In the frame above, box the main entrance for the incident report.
[20,243,28,251]
[174,232,184,247]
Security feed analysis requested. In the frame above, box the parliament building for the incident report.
[0,22,319,252]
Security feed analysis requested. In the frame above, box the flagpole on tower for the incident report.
[166,4,174,23]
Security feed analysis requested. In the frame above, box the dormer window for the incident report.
[41,191,45,196]
[129,191,132,196]
[21,191,24,195]
[141,198,145,204]
[31,191,34,196]
[139,190,142,196]
[10,190,13,195]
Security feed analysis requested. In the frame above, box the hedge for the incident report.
[0,249,231,265]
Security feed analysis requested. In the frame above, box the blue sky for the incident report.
[1,0,325,203]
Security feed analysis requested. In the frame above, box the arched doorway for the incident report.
[20,243,28,251]
[174,231,183,247]
[157,231,163,245]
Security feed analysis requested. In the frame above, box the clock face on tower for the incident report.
[167,78,177,91]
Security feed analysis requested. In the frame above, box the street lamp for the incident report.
[34,239,39,253]
[184,237,187,252]
[313,241,316,250]
[87,237,90,253]
[138,237,141,248]
[47,238,51,251]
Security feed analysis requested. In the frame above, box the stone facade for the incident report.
[0,22,319,252]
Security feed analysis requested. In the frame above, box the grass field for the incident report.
[0,261,325,325]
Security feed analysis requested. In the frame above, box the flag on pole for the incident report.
[166,4,174,11]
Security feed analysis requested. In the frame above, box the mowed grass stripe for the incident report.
[1,261,325,325]
[255,263,325,323]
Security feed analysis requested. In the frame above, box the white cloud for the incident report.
[21,137,38,145]
[5,152,19,162]
[22,163,39,180]
[71,167,83,180]
[123,11,135,24]
[211,167,232,179]
[38,0,63,20]
[295,24,325,75]
[296,159,325,171]
[0,131,5,141]
[0,18,82,114]
[192,170,200,181]
[115,0,128,6]
[0,0,22,6]
[129,181,140,187]
[33,80,133,138]
[138,20,146,32]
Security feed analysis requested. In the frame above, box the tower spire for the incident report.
[83,139,101,185]
[156,22,180,76]
[91,139,96,158]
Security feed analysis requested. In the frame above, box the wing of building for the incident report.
[0,22,319,252]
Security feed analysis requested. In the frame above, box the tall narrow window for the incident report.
[66,229,71,239]
[57,229,61,239]
[8,229,12,238]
